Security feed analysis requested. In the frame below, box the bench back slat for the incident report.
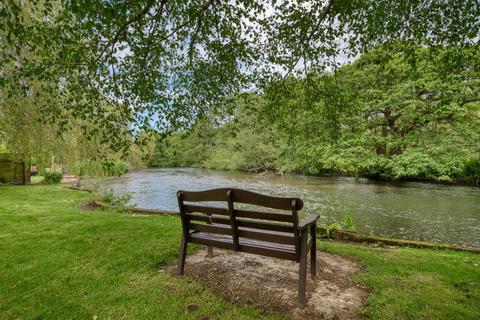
[235,209,294,223]
[184,204,229,216]
[236,219,294,233]
[181,188,303,210]
[177,188,302,255]
[189,223,232,236]
[187,213,230,225]
[230,188,303,210]
[181,188,229,202]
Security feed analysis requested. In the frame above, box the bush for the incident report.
[202,147,243,171]
[320,213,356,239]
[42,172,63,184]
[70,162,87,176]
[102,160,129,176]
[464,158,480,178]
[101,189,133,213]
[147,152,181,167]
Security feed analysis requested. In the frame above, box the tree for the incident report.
[260,44,480,180]
[1,0,479,151]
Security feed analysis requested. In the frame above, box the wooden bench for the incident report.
[176,188,319,306]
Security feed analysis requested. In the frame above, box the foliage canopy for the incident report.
[1,0,479,151]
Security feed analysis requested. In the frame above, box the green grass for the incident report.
[29,175,44,184]
[0,185,276,319]
[319,242,480,319]
[0,185,479,319]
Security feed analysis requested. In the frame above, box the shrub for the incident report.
[42,172,63,184]
[464,158,480,178]
[102,160,129,176]
[101,189,133,213]
[320,213,356,239]
[70,162,87,176]
[147,152,181,167]
[202,147,243,171]
[340,213,356,231]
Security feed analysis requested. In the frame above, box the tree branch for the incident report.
[141,0,168,63]
[160,0,215,43]
[96,0,156,62]
[283,0,335,78]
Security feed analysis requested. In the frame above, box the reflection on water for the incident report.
[86,168,480,247]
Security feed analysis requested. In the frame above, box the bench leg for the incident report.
[206,214,214,257]
[207,246,213,258]
[310,224,317,279]
[177,237,188,276]
[298,230,308,307]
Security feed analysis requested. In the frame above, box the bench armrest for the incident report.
[298,213,319,230]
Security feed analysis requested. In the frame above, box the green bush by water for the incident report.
[321,213,356,239]
[102,160,129,176]
[42,172,63,184]
[70,162,87,176]
[464,158,480,179]
[69,160,129,177]
[101,189,133,213]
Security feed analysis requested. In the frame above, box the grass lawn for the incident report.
[0,185,479,319]
[29,176,44,184]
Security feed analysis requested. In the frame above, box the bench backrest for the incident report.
[177,188,303,257]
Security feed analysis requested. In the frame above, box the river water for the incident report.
[91,167,480,247]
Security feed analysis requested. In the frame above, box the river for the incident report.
[89,167,480,247]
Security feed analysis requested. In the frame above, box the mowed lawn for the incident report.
[1,185,479,319]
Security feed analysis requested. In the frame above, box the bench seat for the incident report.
[190,229,300,260]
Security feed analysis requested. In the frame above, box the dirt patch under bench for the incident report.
[167,248,367,320]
